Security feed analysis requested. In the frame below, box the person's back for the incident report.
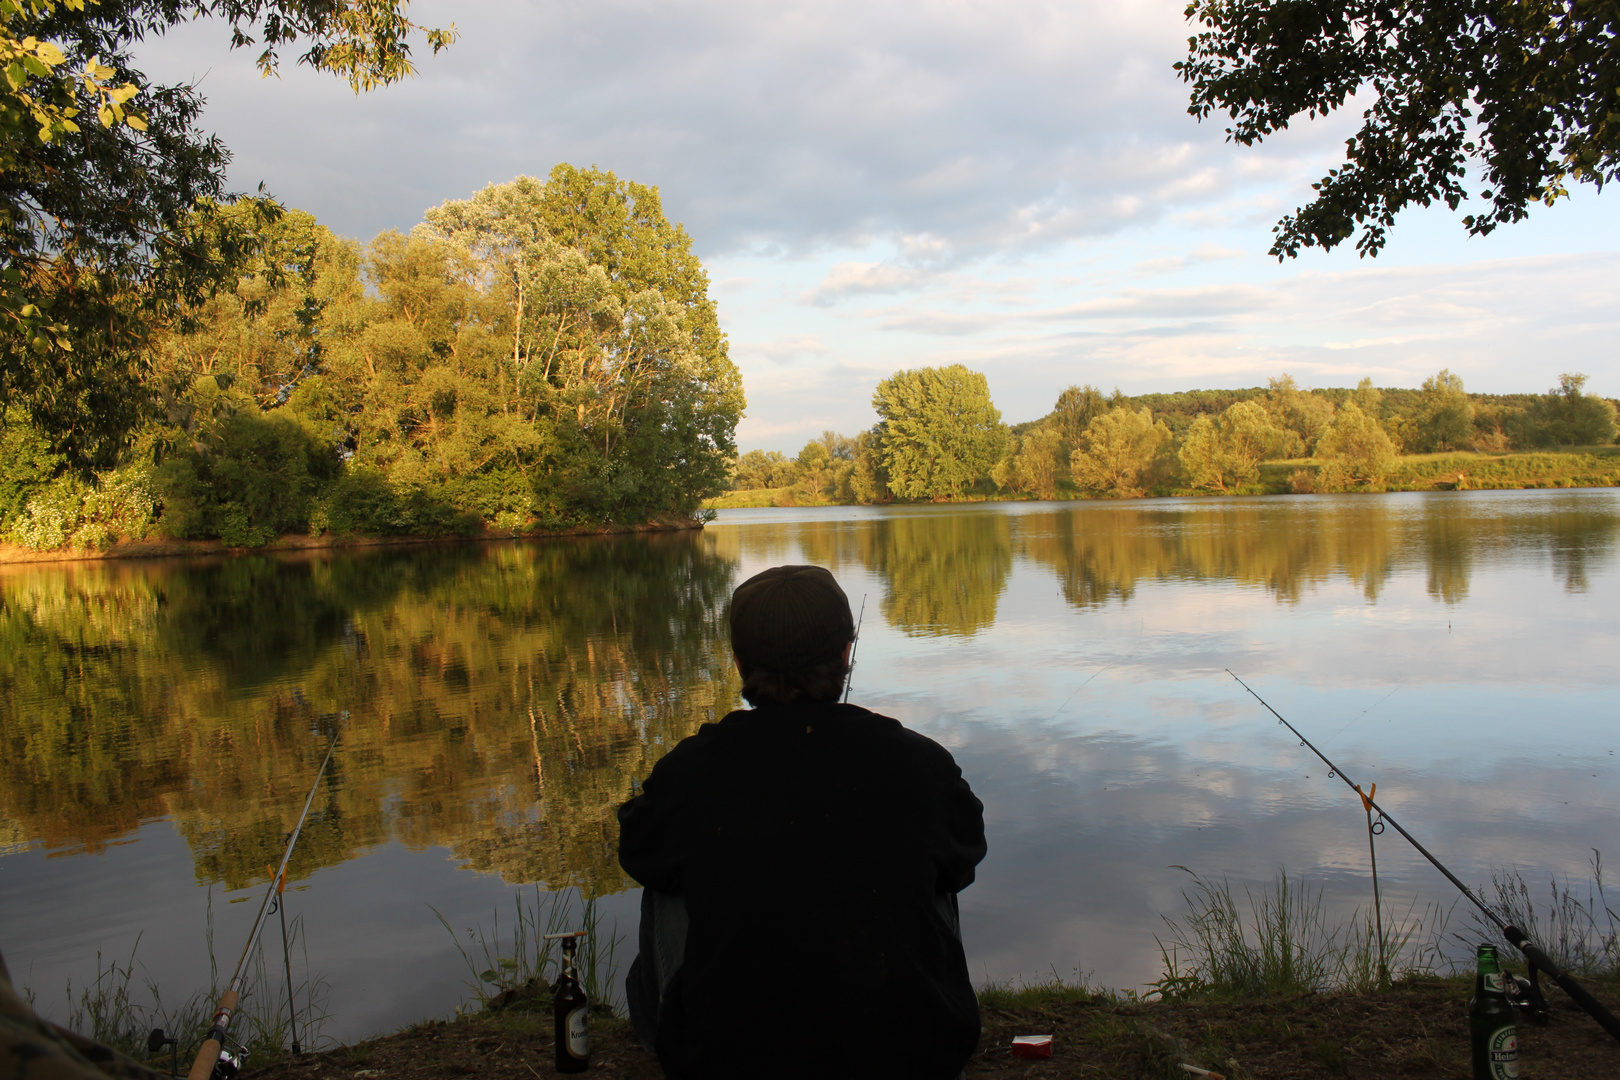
[617,565,986,1080]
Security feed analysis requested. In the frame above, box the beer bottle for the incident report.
[1469,944,1519,1080]
[550,933,589,1073]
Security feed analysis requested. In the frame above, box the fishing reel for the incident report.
[1505,970,1551,1023]
[211,1042,247,1080]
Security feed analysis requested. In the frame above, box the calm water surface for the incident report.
[2,490,1617,1040]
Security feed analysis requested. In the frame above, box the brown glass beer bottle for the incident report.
[550,933,589,1073]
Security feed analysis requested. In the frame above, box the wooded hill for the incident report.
[729,367,1620,504]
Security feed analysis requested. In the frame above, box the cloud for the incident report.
[131,0,1353,257]
[736,333,832,364]
[803,262,933,305]
[1132,243,1247,276]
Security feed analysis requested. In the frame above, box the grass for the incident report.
[1150,867,1447,1000]
[431,886,624,1015]
[1463,850,1620,979]
[702,486,833,509]
[28,899,329,1071]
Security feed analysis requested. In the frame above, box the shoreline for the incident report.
[0,515,705,568]
[706,447,1620,510]
[237,974,1620,1080]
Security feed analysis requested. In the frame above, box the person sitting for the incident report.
[617,564,987,1080]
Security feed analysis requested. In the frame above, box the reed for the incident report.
[29,899,329,1068]
[432,886,624,1014]
[1152,867,1447,999]
[1461,852,1620,979]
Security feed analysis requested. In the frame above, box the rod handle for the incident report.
[187,1039,223,1080]
[1505,926,1620,1045]
[187,988,239,1080]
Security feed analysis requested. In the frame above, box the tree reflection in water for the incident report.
[0,534,738,895]
[3,492,1616,899]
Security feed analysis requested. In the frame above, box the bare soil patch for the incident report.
[242,977,1620,1079]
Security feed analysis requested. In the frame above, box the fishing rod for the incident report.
[1228,670,1620,1044]
[842,594,866,703]
[188,734,340,1080]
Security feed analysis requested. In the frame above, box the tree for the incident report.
[993,425,1065,499]
[733,449,801,491]
[1069,407,1172,497]
[1412,368,1474,452]
[1352,377,1383,419]
[414,167,745,522]
[1178,0,1620,258]
[1178,400,1287,492]
[872,365,1006,500]
[1520,372,1619,447]
[1264,374,1336,457]
[1315,401,1397,490]
[136,168,745,534]
[1,0,453,466]
[1045,384,1110,450]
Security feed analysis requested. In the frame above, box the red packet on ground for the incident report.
[1011,1035,1053,1059]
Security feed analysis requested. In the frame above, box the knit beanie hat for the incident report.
[729,565,854,673]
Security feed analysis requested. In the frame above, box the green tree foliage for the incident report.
[152,385,341,546]
[1070,406,1173,497]
[993,425,1065,499]
[732,449,802,491]
[1411,368,1474,452]
[124,168,744,540]
[872,364,1006,500]
[412,168,744,523]
[1352,377,1384,420]
[0,0,453,467]
[1315,401,1398,490]
[1179,0,1620,257]
[1520,373,1619,447]
[1263,374,1336,457]
[1178,400,1288,492]
[846,429,890,504]
[1045,383,1110,451]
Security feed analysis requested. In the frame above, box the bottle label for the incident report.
[1483,972,1505,993]
[566,1006,589,1059]
[1487,1025,1518,1079]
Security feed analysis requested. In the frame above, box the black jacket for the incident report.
[617,700,987,1080]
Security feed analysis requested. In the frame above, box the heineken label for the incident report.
[566,1006,589,1059]
[1487,1026,1518,1079]
[1483,972,1505,993]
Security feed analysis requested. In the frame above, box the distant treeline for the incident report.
[0,166,744,553]
[728,367,1620,503]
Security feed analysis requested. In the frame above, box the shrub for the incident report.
[7,470,156,551]
[309,469,481,538]
[154,411,340,544]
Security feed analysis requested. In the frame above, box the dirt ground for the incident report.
[243,977,1620,1080]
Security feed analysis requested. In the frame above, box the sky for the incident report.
[134,0,1620,452]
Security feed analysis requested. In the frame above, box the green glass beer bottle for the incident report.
[1469,944,1518,1080]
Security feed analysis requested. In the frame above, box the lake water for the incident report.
[2,489,1617,1043]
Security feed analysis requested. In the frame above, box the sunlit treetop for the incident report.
[0,0,454,468]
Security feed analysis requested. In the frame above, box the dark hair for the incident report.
[739,652,849,706]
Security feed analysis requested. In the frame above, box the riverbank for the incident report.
[706,447,1620,509]
[241,976,1620,1079]
[0,515,705,567]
